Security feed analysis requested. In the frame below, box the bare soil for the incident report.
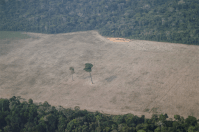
[0,31,198,119]
[107,37,131,42]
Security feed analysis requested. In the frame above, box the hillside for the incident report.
[0,0,199,45]
[0,31,198,119]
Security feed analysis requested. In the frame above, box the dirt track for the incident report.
[0,31,199,119]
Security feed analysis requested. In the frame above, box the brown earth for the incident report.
[0,30,199,119]
[107,37,131,42]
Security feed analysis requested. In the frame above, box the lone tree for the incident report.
[83,63,93,84]
[69,67,75,81]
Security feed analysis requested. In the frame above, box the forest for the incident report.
[0,0,199,45]
[0,96,199,132]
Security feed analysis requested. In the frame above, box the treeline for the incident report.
[0,0,199,45]
[0,96,199,132]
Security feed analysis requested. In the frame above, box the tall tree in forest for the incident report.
[83,63,93,84]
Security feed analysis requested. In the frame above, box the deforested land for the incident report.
[0,31,198,120]
[1,0,199,131]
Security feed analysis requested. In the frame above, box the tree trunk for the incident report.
[72,74,73,81]
[90,72,93,84]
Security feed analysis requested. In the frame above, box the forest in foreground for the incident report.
[0,0,199,45]
[0,96,199,132]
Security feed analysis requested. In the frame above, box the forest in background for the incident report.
[0,0,199,45]
[0,96,199,132]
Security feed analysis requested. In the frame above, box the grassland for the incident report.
[0,31,30,40]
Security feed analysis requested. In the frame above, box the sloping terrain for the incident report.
[0,31,198,118]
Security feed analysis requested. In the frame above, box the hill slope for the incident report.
[0,31,198,118]
[0,0,199,45]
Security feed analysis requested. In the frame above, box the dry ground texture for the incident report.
[0,31,199,119]
[106,37,131,42]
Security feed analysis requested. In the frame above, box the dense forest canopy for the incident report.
[0,96,199,132]
[0,0,199,45]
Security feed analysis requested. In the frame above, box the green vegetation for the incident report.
[84,63,93,84]
[0,96,199,132]
[0,31,30,40]
[0,0,199,45]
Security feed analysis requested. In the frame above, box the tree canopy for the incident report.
[0,0,199,45]
[84,63,94,84]
[0,96,199,132]
[83,63,93,73]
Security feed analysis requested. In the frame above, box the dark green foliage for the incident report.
[0,96,199,132]
[0,0,199,45]
[28,99,33,104]
[84,63,93,84]
[83,63,93,73]
[185,116,197,127]
[0,99,9,112]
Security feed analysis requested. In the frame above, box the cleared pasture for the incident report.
[0,31,198,118]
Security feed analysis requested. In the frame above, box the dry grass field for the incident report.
[0,31,198,119]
